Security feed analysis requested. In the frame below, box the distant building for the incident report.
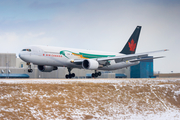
[130,56,155,78]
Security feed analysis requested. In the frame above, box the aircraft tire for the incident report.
[98,72,101,76]
[28,69,33,73]
[95,73,98,77]
[65,74,69,79]
[71,73,75,77]
[69,75,72,78]
[92,73,95,78]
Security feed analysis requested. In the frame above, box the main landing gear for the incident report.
[92,70,101,78]
[27,62,33,73]
[65,68,75,79]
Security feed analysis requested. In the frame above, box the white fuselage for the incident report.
[19,45,139,70]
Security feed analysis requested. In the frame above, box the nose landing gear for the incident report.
[28,69,33,73]
[27,62,33,73]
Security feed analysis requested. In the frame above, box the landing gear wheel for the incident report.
[27,62,33,73]
[65,74,74,79]
[69,75,72,78]
[71,73,75,77]
[98,72,101,76]
[65,74,69,79]
[28,69,33,73]
[92,73,95,78]
[92,71,101,78]
[65,68,76,79]
[95,73,98,77]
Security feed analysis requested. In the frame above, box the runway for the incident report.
[1,78,180,83]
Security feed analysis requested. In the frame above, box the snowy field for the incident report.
[0,78,180,120]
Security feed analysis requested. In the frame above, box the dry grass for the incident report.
[0,80,180,119]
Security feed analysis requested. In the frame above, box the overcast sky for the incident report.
[0,0,180,73]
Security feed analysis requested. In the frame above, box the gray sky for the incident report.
[0,0,180,73]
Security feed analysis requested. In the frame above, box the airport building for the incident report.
[130,56,154,78]
[0,53,131,78]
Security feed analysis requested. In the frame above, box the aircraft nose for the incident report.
[19,53,21,58]
[19,52,27,61]
[19,52,22,59]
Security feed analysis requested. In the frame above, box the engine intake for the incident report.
[38,65,58,72]
[82,59,99,70]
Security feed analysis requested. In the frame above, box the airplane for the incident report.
[19,26,168,78]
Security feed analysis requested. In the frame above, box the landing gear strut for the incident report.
[92,70,101,78]
[65,68,75,79]
[27,62,33,73]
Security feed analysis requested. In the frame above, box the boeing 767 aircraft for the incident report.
[19,26,167,78]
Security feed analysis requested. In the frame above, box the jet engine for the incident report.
[38,65,58,72]
[82,59,99,70]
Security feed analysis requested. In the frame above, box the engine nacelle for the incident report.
[38,65,58,72]
[82,59,99,70]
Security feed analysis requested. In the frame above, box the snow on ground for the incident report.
[0,78,180,84]
[0,78,180,119]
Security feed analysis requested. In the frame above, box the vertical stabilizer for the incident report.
[120,26,141,54]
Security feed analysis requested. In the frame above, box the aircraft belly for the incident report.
[66,64,82,68]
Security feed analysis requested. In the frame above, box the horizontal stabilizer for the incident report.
[130,56,165,62]
[97,49,168,62]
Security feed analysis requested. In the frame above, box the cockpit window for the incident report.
[22,49,31,52]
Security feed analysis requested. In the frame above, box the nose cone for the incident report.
[19,52,24,60]
[19,52,22,59]
[19,52,28,62]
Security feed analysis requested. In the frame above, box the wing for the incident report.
[71,49,168,65]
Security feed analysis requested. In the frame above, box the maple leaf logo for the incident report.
[128,39,136,52]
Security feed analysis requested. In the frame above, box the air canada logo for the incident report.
[128,39,136,52]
